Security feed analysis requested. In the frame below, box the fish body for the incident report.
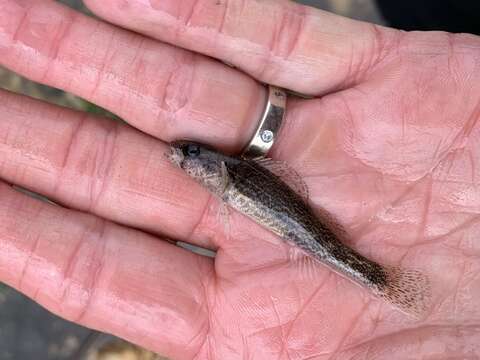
[168,142,430,316]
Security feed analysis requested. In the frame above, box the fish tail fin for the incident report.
[378,266,431,318]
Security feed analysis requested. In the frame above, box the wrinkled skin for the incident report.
[0,0,479,359]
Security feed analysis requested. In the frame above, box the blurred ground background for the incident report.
[0,1,383,359]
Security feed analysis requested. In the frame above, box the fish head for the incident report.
[167,141,232,195]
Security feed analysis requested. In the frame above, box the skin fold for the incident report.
[0,0,479,359]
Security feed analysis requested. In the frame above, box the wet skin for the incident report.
[169,143,429,317]
[0,0,480,359]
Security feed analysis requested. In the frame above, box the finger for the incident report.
[0,181,214,360]
[84,0,399,95]
[0,0,265,149]
[0,89,222,250]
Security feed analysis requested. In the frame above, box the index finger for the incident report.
[84,0,399,95]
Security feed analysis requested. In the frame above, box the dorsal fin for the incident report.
[252,158,309,201]
[315,207,349,242]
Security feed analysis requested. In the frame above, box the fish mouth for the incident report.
[166,143,185,168]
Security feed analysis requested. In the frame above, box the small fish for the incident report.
[167,141,430,317]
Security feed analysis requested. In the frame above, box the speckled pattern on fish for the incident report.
[168,142,430,317]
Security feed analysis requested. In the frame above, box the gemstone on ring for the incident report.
[261,130,274,143]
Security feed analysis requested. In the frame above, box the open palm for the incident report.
[0,0,479,359]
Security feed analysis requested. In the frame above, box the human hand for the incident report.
[0,0,479,359]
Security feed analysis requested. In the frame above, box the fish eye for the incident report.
[182,144,201,157]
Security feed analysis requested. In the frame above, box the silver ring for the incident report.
[242,85,287,158]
